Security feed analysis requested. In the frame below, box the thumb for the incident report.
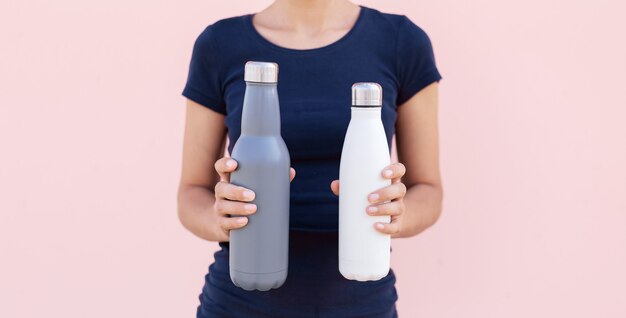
[290,167,296,182]
[330,179,340,196]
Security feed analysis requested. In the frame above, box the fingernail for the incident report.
[384,169,393,177]
[368,193,379,202]
[226,160,236,168]
[367,206,378,214]
[237,217,247,224]
[243,190,254,200]
[244,204,256,211]
[375,223,385,230]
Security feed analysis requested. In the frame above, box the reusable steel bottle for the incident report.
[339,83,391,281]
[229,61,291,291]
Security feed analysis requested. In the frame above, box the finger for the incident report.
[215,199,257,216]
[214,157,238,182]
[290,167,296,182]
[330,179,340,196]
[366,201,404,216]
[215,181,255,202]
[374,221,400,235]
[368,183,407,204]
[381,162,406,183]
[220,215,249,231]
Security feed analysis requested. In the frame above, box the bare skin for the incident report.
[177,0,442,242]
[252,0,361,50]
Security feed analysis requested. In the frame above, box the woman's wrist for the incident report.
[178,185,222,242]
[394,183,443,238]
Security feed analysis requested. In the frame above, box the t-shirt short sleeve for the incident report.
[395,17,442,106]
[182,25,227,115]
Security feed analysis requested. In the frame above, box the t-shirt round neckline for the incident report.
[245,5,368,54]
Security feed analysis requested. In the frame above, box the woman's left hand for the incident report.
[330,162,407,237]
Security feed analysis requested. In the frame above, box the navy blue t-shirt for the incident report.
[182,6,441,317]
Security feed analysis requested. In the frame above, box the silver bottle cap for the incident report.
[244,61,279,83]
[352,82,382,106]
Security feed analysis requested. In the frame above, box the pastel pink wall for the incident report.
[1,0,625,317]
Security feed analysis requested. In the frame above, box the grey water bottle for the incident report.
[228,61,291,291]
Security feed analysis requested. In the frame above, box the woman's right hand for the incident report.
[211,157,296,242]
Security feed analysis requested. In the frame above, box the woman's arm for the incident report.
[177,99,229,241]
[394,82,443,238]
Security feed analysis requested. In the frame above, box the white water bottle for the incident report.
[339,82,391,281]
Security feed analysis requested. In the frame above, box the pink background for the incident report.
[1,0,625,317]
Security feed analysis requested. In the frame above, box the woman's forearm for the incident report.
[395,183,443,238]
[177,185,219,241]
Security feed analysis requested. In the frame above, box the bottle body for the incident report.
[339,107,391,281]
[229,81,290,291]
